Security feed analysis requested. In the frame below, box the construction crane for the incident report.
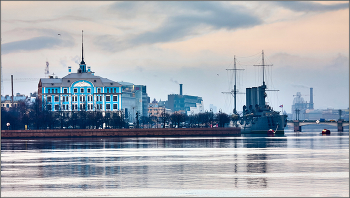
[293,93,309,97]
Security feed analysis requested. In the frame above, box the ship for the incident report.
[225,50,287,134]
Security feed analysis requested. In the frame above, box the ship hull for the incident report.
[240,114,287,134]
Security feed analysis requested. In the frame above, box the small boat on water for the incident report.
[267,129,275,134]
[322,129,330,134]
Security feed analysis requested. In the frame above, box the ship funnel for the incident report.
[258,85,266,107]
[246,88,252,109]
[251,87,258,108]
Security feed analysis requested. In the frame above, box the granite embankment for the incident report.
[1,127,241,138]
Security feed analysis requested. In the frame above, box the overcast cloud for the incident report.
[95,1,262,52]
[274,1,349,12]
[1,1,348,113]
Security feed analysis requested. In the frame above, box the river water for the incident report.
[1,125,349,197]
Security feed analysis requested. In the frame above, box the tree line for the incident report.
[2,98,232,130]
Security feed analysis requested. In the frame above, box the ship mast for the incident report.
[254,50,272,87]
[223,55,244,114]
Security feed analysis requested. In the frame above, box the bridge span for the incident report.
[287,120,349,132]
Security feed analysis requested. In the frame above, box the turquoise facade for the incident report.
[40,79,122,112]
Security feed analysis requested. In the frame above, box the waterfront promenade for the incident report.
[1,127,241,138]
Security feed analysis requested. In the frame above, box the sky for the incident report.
[1,1,349,114]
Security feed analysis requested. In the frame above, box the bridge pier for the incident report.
[337,120,343,132]
[294,120,301,132]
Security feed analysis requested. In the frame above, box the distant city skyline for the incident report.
[1,1,349,114]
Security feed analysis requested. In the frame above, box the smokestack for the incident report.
[246,88,251,108]
[68,66,71,74]
[11,75,13,105]
[310,87,314,109]
[251,87,258,108]
[180,84,183,95]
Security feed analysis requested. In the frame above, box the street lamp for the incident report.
[6,123,10,130]
[210,108,213,128]
[218,109,223,128]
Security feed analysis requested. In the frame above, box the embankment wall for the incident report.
[1,128,241,138]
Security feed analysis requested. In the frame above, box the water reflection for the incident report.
[1,129,349,197]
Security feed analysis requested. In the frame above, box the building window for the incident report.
[55,96,59,102]
[47,104,52,111]
[113,95,118,102]
[98,88,101,93]
[55,105,59,111]
[80,104,86,110]
[114,88,116,93]
[48,89,51,93]
[113,104,118,110]
[106,95,110,102]
[87,88,91,93]
[62,96,65,102]
[88,104,93,110]
[81,88,84,93]
[66,96,68,102]
[80,95,85,102]
[64,88,67,94]
[47,96,52,102]
[106,104,110,110]
[99,104,102,110]
[74,88,77,93]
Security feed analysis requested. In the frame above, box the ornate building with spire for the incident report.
[38,31,122,112]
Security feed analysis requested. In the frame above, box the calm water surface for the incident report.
[1,125,349,197]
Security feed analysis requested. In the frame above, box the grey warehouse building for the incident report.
[167,84,203,113]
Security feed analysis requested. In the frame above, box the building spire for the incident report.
[80,30,85,65]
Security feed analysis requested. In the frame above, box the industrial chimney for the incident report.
[309,87,314,109]
[180,84,183,96]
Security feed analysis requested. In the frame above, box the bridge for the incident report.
[287,120,349,132]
